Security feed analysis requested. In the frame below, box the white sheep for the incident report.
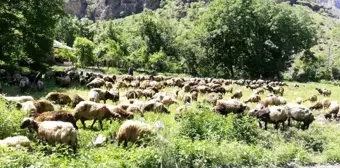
[284,104,314,130]
[0,135,31,148]
[20,118,77,149]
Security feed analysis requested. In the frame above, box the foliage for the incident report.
[54,48,76,62]
[0,0,65,68]
[73,37,96,67]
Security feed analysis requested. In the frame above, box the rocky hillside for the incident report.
[64,0,161,20]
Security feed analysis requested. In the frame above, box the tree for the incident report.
[0,0,65,69]
[73,37,96,67]
[199,0,317,78]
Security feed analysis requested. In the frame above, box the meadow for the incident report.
[1,76,340,168]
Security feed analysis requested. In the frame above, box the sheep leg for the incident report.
[90,119,97,128]
[99,120,103,130]
[274,123,279,130]
[288,118,291,127]
[81,118,86,128]
[282,121,285,130]
[257,120,263,128]
[264,122,268,130]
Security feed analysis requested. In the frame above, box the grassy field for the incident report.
[1,78,340,167]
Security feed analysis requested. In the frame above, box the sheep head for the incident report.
[20,118,34,129]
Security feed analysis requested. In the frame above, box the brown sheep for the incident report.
[322,98,331,108]
[141,101,169,113]
[259,94,286,107]
[214,99,247,116]
[114,120,154,147]
[45,92,72,107]
[32,100,55,117]
[106,104,134,120]
[204,92,222,105]
[86,78,105,88]
[244,93,261,104]
[303,95,317,103]
[71,94,85,108]
[231,90,242,99]
[34,110,78,129]
[249,106,288,130]
[309,101,323,110]
[105,82,114,90]
[316,88,331,96]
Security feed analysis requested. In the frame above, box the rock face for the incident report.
[64,0,87,18]
[64,0,160,20]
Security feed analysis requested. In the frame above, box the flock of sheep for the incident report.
[0,68,336,151]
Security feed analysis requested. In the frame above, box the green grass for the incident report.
[1,79,340,167]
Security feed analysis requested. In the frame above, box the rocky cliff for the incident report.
[64,0,160,20]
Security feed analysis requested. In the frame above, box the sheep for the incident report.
[37,80,44,92]
[71,94,85,108]
[259,94,286,107]
[0,135,31,148]
[325,101,339,120]
[86,78,105,88]
[284,104,315,130]
[303,95,317,103]
[103,82,113,90]
[56,76,71,88]
[249,106,288,130]
[309,101,323,110]
[114,120,154,147]
[4,96,34,103]
[19,77,30,93]
[182,94,191,103]
[214,99,248,116]
[33,110,78,129]
[296,97,303,104]
[117,81,128,89]
[204,92,222,105]
[73,101,119,129]
[191,91,198,101]
[143,88,158,99]
[231,90,242,99]
[316,88,331,96]
[141,101,169,113]
[89,88,119,104]
[246,84,260,90]
[28,100,55,117]
[225,86,233,94]
[106,104,133,120]
[45,92,71,107]
[244,93,261,104]
[126,104,142,114]
[125,90,139,99]
[45,71,55,79]
[20,118,77,149]
[175,104,192,120]
[266,86,284,96]
[254,88,265,95]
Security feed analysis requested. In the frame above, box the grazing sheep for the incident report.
[20,119,77,149]
[37,80,44,92]
[214,99,247,116]
[117,81,128,89]
[254,88,265,95]
[191,91,198,101]
[114,120,154,147]
[126,104,142,114]
[105,82,114,90]
[231,90,243,99]
[322,98,331,108]
[106,104,133,120]
[246,84,260,90]
[225,86,233,94]
[34,110,78,129]
[260,94,286,107]
[73,101,119,129]
[125,90,139,99]
[4,96,34,103]
[316,88,331,96]
[303,95,317,103]
[204,92,222,105]
[244,93,261,104]
[325,101,339,120]
[89,88,119,103]
[249,106,288,130]
[30,100,55,117]
[143,88,158,99]
[309,101,323,110]
[266,86,284,96]
[296,97,303,104]
[284,104,315,130]
[86,78,105,88]
[141,101,169,113]
[0,136,31,148]
[71,94,85,108]
[45,92,72,107]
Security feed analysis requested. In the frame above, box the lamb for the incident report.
[325,101,339,120]
[316,88,331,96]
[86,78,105,88]
[214,99,248,116]
[37,80,44,92]
[244,93,261,104]
[114,120,154,147]
[0,135,31,148]
[45,92,72,107]
[284,104,315,130]
[88,88,119,103]
[249,106,287,130]
[296,97,303,104]
[71,94,85,108]
[20,119,77,149]
[231,90,243,99]
[73,101,120,129]
[33,110,78,129]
